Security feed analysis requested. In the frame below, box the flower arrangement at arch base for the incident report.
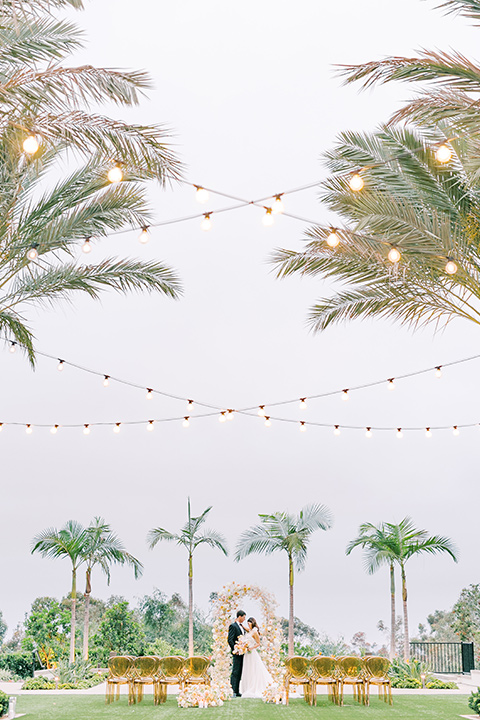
[177,685,225,708]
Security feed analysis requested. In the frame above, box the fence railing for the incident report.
[410,642,475,673]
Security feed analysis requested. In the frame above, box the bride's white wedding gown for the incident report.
[239,631,273,698]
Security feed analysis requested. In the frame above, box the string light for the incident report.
[57,360,65,372]
[9,342,16,353]
[83,424,90,435]
[103,375,110,387]
[300,421,307,432]
[349,173,364,192]
[258,406,266,417]
[187,400,194,411]
[107,164,123,183]
[299,398,307,410]
[397,428,403,439]
[227,409,235,421]
[425,427,432,438]
[183,417,190,428]
[219,412,227,423]
[147,420,154,431]
[201,213,212,231]
[445,259,458,275]
[388,378,395,391]
[26,424,33,434]
[453,425,460,436]
[146,388,153,400]
[365,426,373,438]
[138,227,150,244]
[326,231,340,248]
[113,423,121,433]
[262,208,274,226]
[0,423,3,431]
[23,135,39,155]
[388,247,401,264]
[272,195,284,214]
[27,245,38,261]
[435,366,442,378]
[195,186,209,203]
[264,416,272,427]
[51,424,59,434]
[334,425,341,436]
[342,389,349,401]
[82,237,92,254]
[436,144,453,164]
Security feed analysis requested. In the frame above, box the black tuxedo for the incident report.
[228,621,245,695]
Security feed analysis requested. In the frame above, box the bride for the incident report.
[239,617,273,698]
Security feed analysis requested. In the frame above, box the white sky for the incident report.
[2,0,479,647]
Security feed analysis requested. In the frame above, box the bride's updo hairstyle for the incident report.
[248,617,260,634]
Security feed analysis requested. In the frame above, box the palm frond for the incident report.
[437,0,480,22]
[235,525,283,562]
[0,19,83,67]
[194,530,228,556]
[146,528,179,550]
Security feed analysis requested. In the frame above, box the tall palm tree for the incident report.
[32,520,86,663]
[0,0,182,363]
[81,517,143,661]
[235,504,333,657]
[147,499,228,656]
[272,0,480,332]
[346,522,400,660]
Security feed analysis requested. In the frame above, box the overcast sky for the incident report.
[2,0,480,647]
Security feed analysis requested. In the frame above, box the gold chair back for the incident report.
[285,656,311,680]
[158,655,185,681]
[365,656,390,679]
[312,656,337,678]
[134,656,160,678]
[108,656,134,679]
[337,656,364,678]
[184,656,210,680]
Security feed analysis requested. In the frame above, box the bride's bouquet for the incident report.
[233,635,250,655]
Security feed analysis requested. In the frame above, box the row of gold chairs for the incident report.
[106,655,210,705]
[284,656,392,706]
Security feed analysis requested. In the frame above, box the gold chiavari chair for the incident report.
[157,656,185,704]
[132,656,162,704]
[105,656,136,705]
[337,656,366,706]
[365,656,392,706]
[183,656,211,687]
[284,657,312,705]
[311,656,339,705]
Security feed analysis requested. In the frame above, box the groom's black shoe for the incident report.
[233,693,242,697]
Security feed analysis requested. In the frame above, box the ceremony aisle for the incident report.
[13,694,470,720]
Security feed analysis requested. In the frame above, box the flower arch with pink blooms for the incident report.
[211,582,284,698]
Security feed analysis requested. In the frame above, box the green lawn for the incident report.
[14,695,472,720]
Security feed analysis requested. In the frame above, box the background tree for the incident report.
[89,600,145,666]
[346,521,399,659]
[147,499,227,656]
[81,517,143,660]
[0,612,6,647]
[32,520,86,663]
[235,503,333,657]
[23,597,70,667]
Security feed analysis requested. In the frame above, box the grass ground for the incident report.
[14,694,472,720]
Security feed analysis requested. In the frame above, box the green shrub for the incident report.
[0,653,34,679]
[22,676,55,690]
[0,669,19,682]
[0,691,8,717]
[426,678,458,689]
[468,688,480,715]
[391,677,422,688]
[22,673,106,691]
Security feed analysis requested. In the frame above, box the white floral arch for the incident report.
[211,582,283,698]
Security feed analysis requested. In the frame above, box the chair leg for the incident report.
[340,681,344,707]
[285,683,289,706]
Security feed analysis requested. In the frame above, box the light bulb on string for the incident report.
[435,366,442,378]
[397,428,403,439]
[23,135,40,155]
[57,360,65,372]
[27,245,38,261]
[258,406,266,417]
[146,388,153,400]
[0,423,3,432]
[349,173,364,192]
[201,213,212,231]
[299,398,307,410]
[83,424,90,435]
[26,424,33,434]
[138,227,150,244]
[9,342,16,353]
[114,423,121,433]
[187,400,194,411]
[334,425,341,436]
[445,259,458,275]
[264,416,271,427]
[453,425,460,436]
[425,427,432,438]
[436,144,453,164]
[227,409,235,421]
[262,208,274,226]
[272,195,284,214]
[51,425,59,435]
[103,375,110,387]
[388,247,401,264]
[82,237,92,254]
[183,417,190,428]
[326,231,340,248]
[365,427,373,439]
[195,186,209,203]
[300,421,307,432]
[147,420,154,432]
[219,412,227,423]
[388,378,395,391]
[107,164,123,183]
[342,389,349,401]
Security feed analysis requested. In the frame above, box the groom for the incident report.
[228,609,246,697]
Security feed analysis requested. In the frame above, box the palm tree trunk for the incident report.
[401,562,409,660]
[389,562,396,660]
[288,554,294,657]
[83,567,92,661]
[69,567,77,664]
[188,553,194,657]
